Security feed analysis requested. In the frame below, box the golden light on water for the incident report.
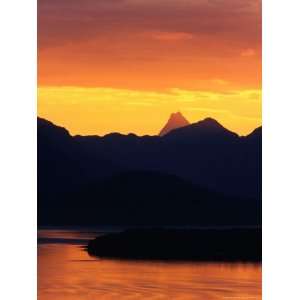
[38,241,262,300]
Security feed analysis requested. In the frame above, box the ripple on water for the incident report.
[38,230,262,300]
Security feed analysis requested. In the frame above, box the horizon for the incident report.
[38,113,261,138]
[38,87,261,136]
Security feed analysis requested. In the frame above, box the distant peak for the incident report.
[171,111,183,117]
[159,112,190,136]
[169,111,186,121]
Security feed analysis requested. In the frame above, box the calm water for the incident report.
[38,229,261,300]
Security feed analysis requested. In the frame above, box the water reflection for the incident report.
[38,230,261,300]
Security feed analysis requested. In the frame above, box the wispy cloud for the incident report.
[39,0,261,50]
[38,0,261,90]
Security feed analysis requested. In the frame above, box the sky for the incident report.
[38,0,261,136]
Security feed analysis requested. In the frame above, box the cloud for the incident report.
[38,0,261,49]
[38,0,261,90]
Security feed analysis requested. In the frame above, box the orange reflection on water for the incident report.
[38,241,261,300]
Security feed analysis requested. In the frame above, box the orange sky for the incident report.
[38,0,261,136]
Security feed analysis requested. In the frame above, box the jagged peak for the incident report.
[159,112,190,136]
[170,111,184,117]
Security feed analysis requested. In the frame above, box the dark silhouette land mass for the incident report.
[87,228,261,262]
[39,171,261,226]
[38,116,261,227]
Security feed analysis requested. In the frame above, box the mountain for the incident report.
[37,117,261,226]
[159,112,190,136]
[164,117,239,142]
[38,117,121,207]
[39,171,261,226]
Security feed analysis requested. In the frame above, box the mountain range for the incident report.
[38,114,261,226]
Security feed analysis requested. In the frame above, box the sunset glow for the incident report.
[38,0,261,135]
[38,86,261,136]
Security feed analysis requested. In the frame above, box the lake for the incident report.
[38,229,261,300]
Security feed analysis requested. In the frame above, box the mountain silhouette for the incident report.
[164,117,239,141]
[39,170,261,226]
[159,112,190,136]
[38,116,261,226]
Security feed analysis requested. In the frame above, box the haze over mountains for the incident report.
[38,114,261,227]
[159,112,190,136]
